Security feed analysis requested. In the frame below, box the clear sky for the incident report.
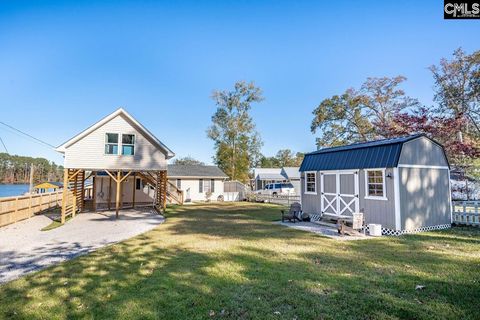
[0,1,478,165]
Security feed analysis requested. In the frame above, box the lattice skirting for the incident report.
[363,224,452,236]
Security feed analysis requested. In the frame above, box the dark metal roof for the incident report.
[167,165,228,178]
[299,134,424,171]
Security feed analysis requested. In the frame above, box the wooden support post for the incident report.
[116,171,121,218]
[13,197,19,223]
[120,176,123,210]
[80,171,85,212]
[72,173,77,218]
[161,170,167,210]
[28,193,33,218]
[92,172,97,212]
[132,173,136,209]
[61,169,68,224]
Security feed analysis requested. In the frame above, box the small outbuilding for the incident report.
[299,134,452,235]
[167,164,228,202]
[33,181,63,194]
[252,167,301,194]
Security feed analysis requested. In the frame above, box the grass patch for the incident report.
[1,202,479,319]
[40,220,63,231]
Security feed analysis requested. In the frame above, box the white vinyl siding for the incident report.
[63,114,167,170]
[173,179,224,202]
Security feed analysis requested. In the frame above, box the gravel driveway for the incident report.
[0,209,164,284]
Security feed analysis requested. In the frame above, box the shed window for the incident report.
[122,134,135,155]
[136,178,142,190]
[176,179,181,189]
[105,133,119,155]
[199,179,203,193]
[305,171,317,194]
[211,179,215,193]
[365,170,386,199]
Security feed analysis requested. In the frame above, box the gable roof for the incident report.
[281,167,300,179]
[34,181,63,189]
[300,134,434,171]
[257,173,286,180]
[168,165,228,178]
[55,108,175,158]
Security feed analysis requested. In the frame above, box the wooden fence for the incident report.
[247,193,301,207]
[0,191,64,227]
[452,201,480,227]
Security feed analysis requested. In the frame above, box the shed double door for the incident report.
[320,171,359,216]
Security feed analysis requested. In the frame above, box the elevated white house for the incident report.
[56,108,176,222]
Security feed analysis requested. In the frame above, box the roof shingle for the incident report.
[167,165,228,178]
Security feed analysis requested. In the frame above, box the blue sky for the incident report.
[0,1,478,165]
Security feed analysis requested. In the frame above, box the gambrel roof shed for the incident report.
[299,134,452,235]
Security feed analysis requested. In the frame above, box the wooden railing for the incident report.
[0,191,65,227]
[136,172,182,207]
[452,201,480,227]
[167,181,184,205]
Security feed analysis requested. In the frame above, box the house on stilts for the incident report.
[55,108,176,223]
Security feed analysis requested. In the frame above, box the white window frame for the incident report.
[104,133,119,155]
[304,171,317,195]
[364,168,387,200]
[121,133,136,156]
[203,179,212,193]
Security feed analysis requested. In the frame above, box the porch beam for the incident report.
[61,169,68,224]
[105,169,118,182]
[92,172,97,212]
[68,169,82,181]
[115,171,122,218]
[132,173,136,209]
[119,171,132,183]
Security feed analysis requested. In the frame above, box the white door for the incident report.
[320,171,359,216]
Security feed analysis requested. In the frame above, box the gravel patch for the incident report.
[0,209,164,284]
[277,221,373,240]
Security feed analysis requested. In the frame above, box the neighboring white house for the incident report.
[252,167,301,194]
[168,165,228,202]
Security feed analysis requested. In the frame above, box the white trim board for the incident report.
[364,168,387,201]
[304,171,317,195]
[397,164,449,170]
[393,167,401,230]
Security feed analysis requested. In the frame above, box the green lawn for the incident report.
[1,203,479,320]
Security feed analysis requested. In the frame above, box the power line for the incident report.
[0,121,56,149]
[0,135,8,153]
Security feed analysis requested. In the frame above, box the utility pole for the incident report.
[29,163,34,194]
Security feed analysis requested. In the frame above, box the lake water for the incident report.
[0,184,30,198]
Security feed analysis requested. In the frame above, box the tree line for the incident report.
[0,153,64,184]
[206,48,480,183]
[311,48,480,177]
